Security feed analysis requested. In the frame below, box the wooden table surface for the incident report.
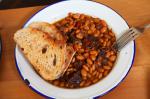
[0,0,150,99]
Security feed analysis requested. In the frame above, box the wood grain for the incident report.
[0,0,150,99]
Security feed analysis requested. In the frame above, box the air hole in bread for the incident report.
[21,48,24,51]
[37,68,40,72]
[68,50,72,55]
[53,54,56,66]
[60,46,62,49]
[42,48,47,54]
[54,38,56,42]
[65,59,67,62]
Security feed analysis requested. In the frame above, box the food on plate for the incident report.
[50,13,117,88]
[14,12,117,88]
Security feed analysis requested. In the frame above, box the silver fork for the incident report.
[113,24,150,51]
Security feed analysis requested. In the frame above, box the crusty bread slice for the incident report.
[28,22,75,77]
[14,28,66,80]
[28,22,64,41]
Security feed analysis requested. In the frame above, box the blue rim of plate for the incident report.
[14,0,136,99]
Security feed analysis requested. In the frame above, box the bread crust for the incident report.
[28,22,65,42]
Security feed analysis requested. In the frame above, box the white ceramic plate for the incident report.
[15,0,135,99]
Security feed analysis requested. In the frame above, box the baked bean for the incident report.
[106,41,111,47]
[90,50,98,56]
[53,80,59,86]
[99,68,105,73]
[90,55,96,61]
[105,38,109,42]
[84,25,90,30]
[110,55,116,62]
[101,27,107,33]
[85,49,89,53]
[86,64,91,68]
[65,83,69,87]
[110,51,115,55]
[101,20,107,27]
[73,13,80,19]
[88,30,92,34]
[84,52,89,58]
[85,20,90,26]
[103,71,109,76]
[98,73,103,79]
[76,30,80,34]
[108,61,113,67]
[70,85,74,88]
[94,18,100,23]
[90,67,93,74]
[81,68,87,77]
[92,78,99,83]
[96,72,99,78]
[103,65,111,70]
[64,28,69,33]
[80,81,85,87]
[60,82,65,87]
[100,39,104,43]
[83,76,87,80]
[103,41,107,47]
[91,24,96,31]
[95,61,101,66]
[87,73,92,78]
[91,64,96,71]
[78,48,84,53]
[109,31,115,37]
[98,56,103,62]
[76,55,84,60]
[100,33,104,37]
[76,33,83,39]
[93,71,97,76]
[74,44,81,50]
[85,81,91,86]
[105,34,111,39]
[94,31,100,37]
[106,52,111,58]
[87,58,93,65]
[83,65,89,71]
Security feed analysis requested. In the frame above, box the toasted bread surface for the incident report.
[14,28,66,80]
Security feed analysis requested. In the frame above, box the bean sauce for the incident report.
[50,13,117,88]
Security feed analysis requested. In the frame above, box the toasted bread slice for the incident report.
[28,22,76,77]
[14,28,66,80]
[28,22,64,41]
